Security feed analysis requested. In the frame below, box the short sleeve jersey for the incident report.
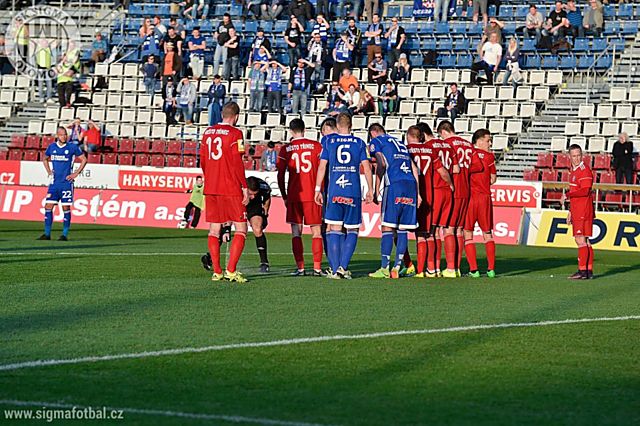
[369,134,414,185]
[428,139,458,189]
[200,123,247,196]
[470,149,496,195]
[276,137,323,202]
[45,142,83,185]
[320,133,368,199]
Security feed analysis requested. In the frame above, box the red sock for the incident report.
[465,240,478,272]
[485,240,496,271]
[312,237,323,270]
[208,235,223,274]
[426,238,436,272]
[444,234,456,271]
[587,246,594,271]
[578,245,588,271]
[435,237,442,271]
[292,236,304,270]
[416,240,427,273]
[456,234,464,270]
[403,250,413,268]
[227,233,246,273]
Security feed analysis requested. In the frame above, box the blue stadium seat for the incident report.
[521,38,537,52]
[274,20,288,33]
[453,38,470,52]
[596,55,612,69]
[622,21,638,35]
[515,5,529,18]
[129,4,142,15]
[387,5,401,16]
[435,23,450,35]
[457,54,473,69]
[499,5,513,18]
[403,22,418,33]
[618,3,633,19]
[410,54,423,67]
[523,55,541,69]
[437,39,453,51]
[560,55,577,69]
[592,38,607,52]
[603,5,615,18]
[467,23,483,36]
[503,22,516,35]
[542,55,559,69]
[577,55,594,69]
[421,38,436,51]
[488,5,496,16]
[604,21,621,36]
[451,22,466,35]
[573,38,589,52]
[261,22,274,32]
[610,38,625,53]
[439,54,455,68]
[402,6,413,18]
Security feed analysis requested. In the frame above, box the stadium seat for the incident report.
[150,154,165,167]
[559,170,571,182]
[593,154,611,170]
[604,192,624,211]
[0,150,7,160]
[555,153,571,169]
[182,156,197,168]
[151,140,166,153]
[23,150,38,161]
[166,155,181,168]
[119,139,134,153]
[25,135,41,149]
[536,152,553,168]
[103,153,117,164]
[183,141,198,156]
[541,169,557,182]
[135,154,150,167]
[550,136,567,151]
[167,140,182,155]
[118,154,133,165]
[8,149,22,161]
[599,171,615,184]
[134,139,150,153]
[88,153,102,164]
[10,134,25,148]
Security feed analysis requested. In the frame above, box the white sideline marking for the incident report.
[1,316,638,372]
[0,399,332,426]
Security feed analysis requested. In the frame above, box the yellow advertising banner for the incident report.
[534,210,640,252]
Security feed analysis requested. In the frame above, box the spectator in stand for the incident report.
[364,14,384,64]
[312,14,330,44]
[0,34,13,75]
[249,28,271,66]
[261,142,278,171]
[434,0,449,23]
[438,83,466,124]
[139,17,151,37]
[141,24,161,63]
[470,0,489,26]
[184,0,208,20]
[162,46,181,90]
[90,32,107,71]
[307,31,326,90]
[524,4,544,44]
[261,0,286,20]
[213,14,234,77]
[332,31,354,82]
[364,0,379,24]
[169,17,186,39]
[224,27,241,81]
[543,1,568,42]
[325,99,350,117]
[289,0,314,25]
[207,75,226,125]
[390,53,411,83]
[163,77,178,125]
[266,60,287,113]
[612,132,634,184]
[153,16,167,38]
[177,76,197,125]
[288,58,314,115]
[80,120,102,153]
[484,17,504,43]
[377,81,397,117]
[367,53,387,87]
[67,118,83,144]
[326,80,344,109]
[354,89,376,115]
[35,39,53,103]
[142,54,159,97]
[285,16,305,69]
[340,84,361,114]
[57,61,75,108]
[248,62,267,112]
[471,32,502,85]
[503,36,522,87]
[385,17,406,67]
[339,67,359,92]
[178,0,194,19]
[252,45,272,67]
[164,26,183,58]
[565,0,583,38]
[339,0,360,20]
[187,27,206,80]
[346,17,362,69]
[244,0,262,20]
[582,0,604,38]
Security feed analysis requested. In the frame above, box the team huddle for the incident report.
[199,101,498,282]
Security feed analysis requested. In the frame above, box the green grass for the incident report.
[1,220,639,425]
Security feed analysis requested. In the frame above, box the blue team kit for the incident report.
[44,142,83,205]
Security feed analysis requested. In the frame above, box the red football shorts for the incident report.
[433,187,454,228]
[286,201,323,226]
[205,195,246,223]
[572,218,593,237]
[451,196,469,228]
[465,194,493,233]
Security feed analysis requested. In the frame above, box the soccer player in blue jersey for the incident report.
[314,113,373,279]
[367,123,421,279]
[38,126,87,241]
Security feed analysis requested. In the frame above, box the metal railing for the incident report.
[585,42,617,103]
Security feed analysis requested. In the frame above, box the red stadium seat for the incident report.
[599,171,615,183]
[150,154,165,167]
[118,153,133,165]
[119,138,134,153]
[41,135,55,147]
[0,150,7,160]
[167,140,182,154]
[25,135,41,149]
[523,168,539,181]
[103,153,117,164]
[559,170,571,182]
[635,156,640,171]
[23,150,38,161]
[10,134,25,148]
[555,153,570,169]
[536,152,553,168]
[8,149,22,160]
[593,154,611,170]
[182,156,197,168]
[134,139,150,153]
[183,140,198,155]
[104,137,118,152]
[151,140,166,153]
[252,144,266,159]
[582,154,592,168]
[88,153,101,164]
[604,192,624,211]
[135,153,150,166]
[166,155,181,167]
[541,169,557,182]
[244,158,255,170]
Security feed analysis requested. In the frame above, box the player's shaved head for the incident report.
[321,117,337,136]
[368,123,385,139]
[289,118,305,136]
[336,113,352,132]
[222,102,240,119]
[416,122,433,137]
[407,125,425,143]
[436,120,456,137]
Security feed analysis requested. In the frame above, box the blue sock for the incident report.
[339,230,359,271]
[327,231,342,272]
[44,209,53,236]
[62,210,71,237]
[395,230,409,268]
[381,231,394,269]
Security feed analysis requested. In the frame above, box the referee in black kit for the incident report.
[246,176,272,273]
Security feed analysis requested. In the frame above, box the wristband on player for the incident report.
[314,186,321,192]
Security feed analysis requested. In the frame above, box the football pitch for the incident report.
[1,220,639,425]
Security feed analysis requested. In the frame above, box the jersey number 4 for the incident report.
[206,136,223,160]
[291,152,312,173]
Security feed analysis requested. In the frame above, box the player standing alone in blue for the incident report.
[367,123,421,279]
[38,126,87,241]
[314,113,373,279]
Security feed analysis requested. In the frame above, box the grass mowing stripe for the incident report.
[0,399,333,426]
[1,315,638,372]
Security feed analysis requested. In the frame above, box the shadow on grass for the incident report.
[1,243,147,252]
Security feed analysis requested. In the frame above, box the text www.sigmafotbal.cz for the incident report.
[3,406,124,422]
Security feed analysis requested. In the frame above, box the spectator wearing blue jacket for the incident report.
[207,74,226,126]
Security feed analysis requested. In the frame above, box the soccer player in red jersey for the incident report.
[200,102,250,283]
[437,120,483,278]
[406,124,453,277]
[560,144,595,279]
[464,129,497,278]
[277,118,325,276]
[428,125,459,277]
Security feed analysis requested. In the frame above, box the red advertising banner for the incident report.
[0,185,523,244]
[0,160,21,186]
